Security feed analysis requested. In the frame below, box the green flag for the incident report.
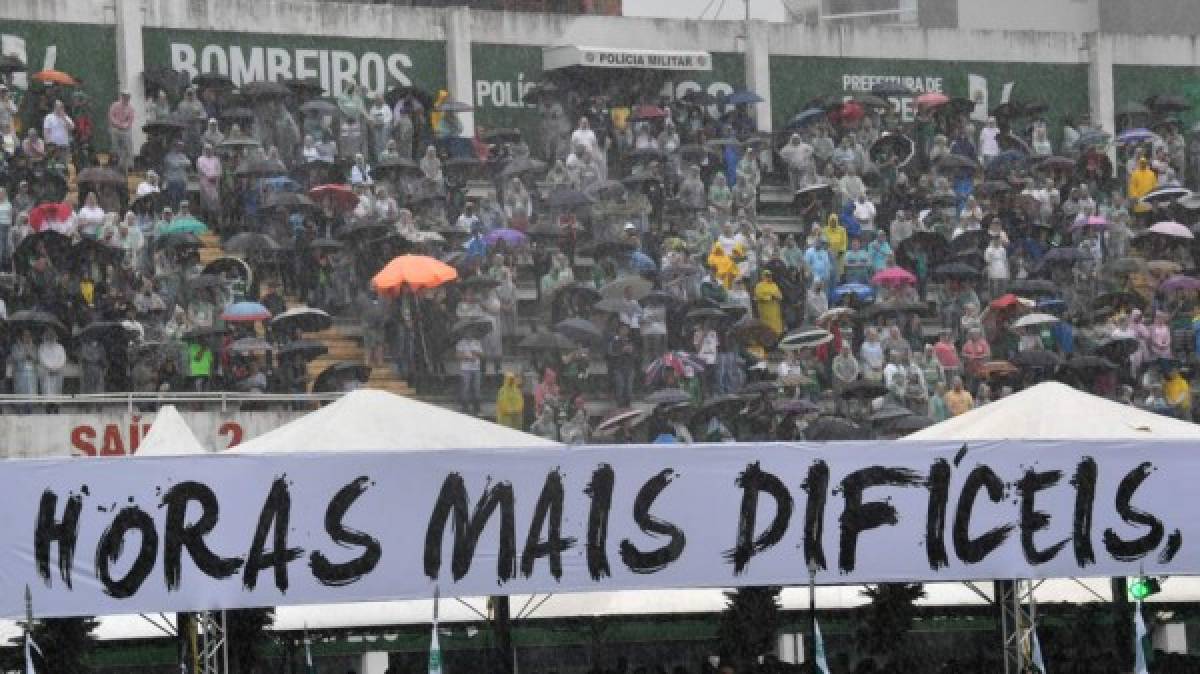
[1134,600,1151,674]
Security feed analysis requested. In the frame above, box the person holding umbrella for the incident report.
[162,140,192,210]
[37,329,66,402]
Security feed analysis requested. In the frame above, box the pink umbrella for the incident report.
[1149,221,1194,239]
[1072,215,1108,230]
[871,266,917,287]
[916,92,950,109]
[1160,275,1200,292]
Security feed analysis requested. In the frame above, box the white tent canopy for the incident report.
[132,405,208,457]
[904,381,1200,440]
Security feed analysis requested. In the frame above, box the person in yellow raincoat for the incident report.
[495,371,525,429]
[430,89,449,136]
[707,240,742,289]
[1128,156,1157,215]
[822,214,848,272]
[754,269,784,335]
[1164,366,1191,421]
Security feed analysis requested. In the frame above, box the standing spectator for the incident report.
[42,100,75,153]
[162,140,192,210]
[0,187,11,269]
[196,143,221,221]
[607,322,637,408]
[495,372,524,429]
[456,331,483,415]
[79,338,107,394]
[984,236,1009,299]
[944,376,974,416]
[37,330,66,397]
[0,85,16,132]
[22,129,46,162]
[107,91,135,172]
[367,94,392,162]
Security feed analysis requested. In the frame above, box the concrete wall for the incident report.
[955,0,1099,33]
[1100,0,1200,37]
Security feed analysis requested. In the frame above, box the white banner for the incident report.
[5,440,1195,618]
[0,410,302,458]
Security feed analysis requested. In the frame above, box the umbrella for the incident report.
[186,274,224,292]
[1006,279,1058,296]
[13,230,71,272]
[276,339,329,361]
[871,82,912,97]
[310,238,345,252]
[817,307,856,325]
[915,92,950,109]
[1072,215,1109,231]
[740,381,780,395]
[32,69,77,86]
[1094,338,1140,362]
[839,380,888,401]
[1117,128,1156,145]
[871,266,916,287]
[784,108,826,129]
[861,302,931,320]
[162,216,208,236]
[780,328,833,350]
[484,228,528,247]
[443,157,484,173]
[644,388,692,406]
[852,94,892,109]
[593,409,647,436]
[1160,275,1200,292]
[632,104,668,120]
[584,180,626,201]
[499,158,547,179]
[870,404,913,423]
[684,307,727,322]
[236,159,287,177]
[372,255,458,296]
[518,331,577,351]
[1149,221,1193,239]
[75,321,138,346]
[795,183,834,201]
[890,415,935,433]
[285,78,325,99]
[645,351,706,385]
[552,282,602,308]
[158,232,203,251]
[1012,313,1060,329]
[869,133,915,167]
[27,202,73,232]
[976,179,1013,197]
[229,337,273,355]
[725,90,763,105]
[338,220,391,242]
[830,100,865,125]
[1036,156,1077,172]
[192,73,234,90]
[600,276,653,301]
[806,416,871,441]
[1076,130,1112,148]
[240,81,291,99]
[450,318,493,340]
[1064,355,1117,372]
[931,262,981,280]
[1145,94,1191,112]
[831,283,874,302]
[554,318,604,346]
[183,326,230,343]
[1141,186,1191,205]
[0,54,26,74]
[224,232,280,254]
[7,310,68,340]
[642,291,676,307]
[219,301,271,323]
[142,118,187,136]
[270,307,332,334]
[309,184,359,212]
[76,167,126,186]
[732,317,778,347]
[312,359,367,390]
[935,153,980,172]
[773,399,820,415]
[263,192,317,211]
[1011,350,1061,370]
[438,100,473,113]
[1148,259,1183,275]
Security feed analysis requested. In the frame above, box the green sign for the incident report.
[770,55,1089,137]
[470,44,745,142]
[1,20,119,148]
[142,28,446,100]
[1113,65,1200,127]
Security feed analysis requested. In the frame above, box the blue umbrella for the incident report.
[1117,128,1156,145]
[832,283,875,302]
[785,108,825,129]
[220,301,271,323]
[628,251,657,273]
[1076,130,1111,148]
[726,90,763,105]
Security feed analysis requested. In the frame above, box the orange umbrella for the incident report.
[31,70,78,87]
[371,254,458,296]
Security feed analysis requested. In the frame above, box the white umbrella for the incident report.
[1012,312,1061,329]
[1148,220,1194,239]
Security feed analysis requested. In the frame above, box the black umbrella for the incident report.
[1007,279,1058,296]
[977,180,1014,197]
[644,388,692,405]
[263,192,316,211]
[518,331,576,351]
[1094,337,1140,361]
[384,85,434,110]
[889,415,935,433]
[1011,350,1062,370]
[1145,94,1192,113]
[935,153,980,172]
[554,318,603,346]
[680,89,715,105]
[806,416,870,441]
[240,81,291,100]
[839,380,888,400]
[931,257,979,277]
[297,100,338,117]
[13,230,71,273]
[220,107,256,123]
[312,362,371,393]
[76,321,137,345]
[551,282,602,311]
[236,159,287,177]
[0,54,26,74]
[451,318,493,341]
[780,328,834,350]
[521,83,561,105]
[203,256,252,281]
[1038,247,1086,268]
[443,157,484,173]
[685,307,727,322]
[143,119,186,136]
[869,133,915,167]
[72,237,125,267]
[870,404,913,423]
[861,302,931,321]
[772,399,820,415]
[76,167,127,186]
[871,82,912,97]
[1064,355,1117,372]
[158,232,203,250]
[285,78,325,100]
[338,220,391,242]
[741,381,780,395]
[192,73,234,90]
[224,232,280,254]
[6,310,68,340]
[271,308,333,334]
[276,338,329,361]
[950,229,989,253]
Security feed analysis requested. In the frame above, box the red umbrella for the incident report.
[871,266,917,287]
[830,100,864,125]
[309,184,358,213]
[28,202,73,232]
[989,293,1021,310]
[916,92,950,109]
[633,105,668,120]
